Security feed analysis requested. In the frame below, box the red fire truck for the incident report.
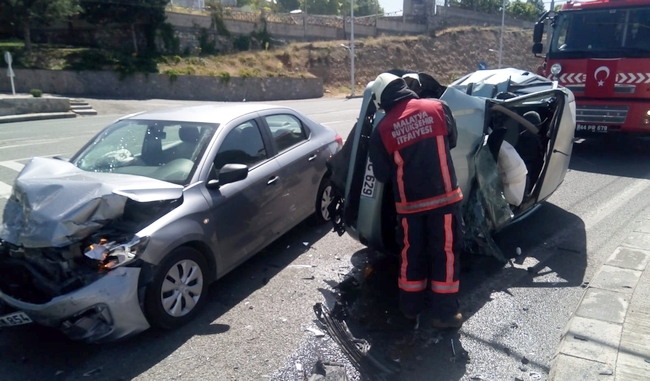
[532,0,650,135]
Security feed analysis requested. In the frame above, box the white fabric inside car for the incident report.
[497,140,528,207]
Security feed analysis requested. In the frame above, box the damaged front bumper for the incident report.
[0,267,150,343]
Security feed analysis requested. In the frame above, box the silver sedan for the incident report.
[0,103,342,342]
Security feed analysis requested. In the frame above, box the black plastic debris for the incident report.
[307,360,350,381]
[313,303,401,381]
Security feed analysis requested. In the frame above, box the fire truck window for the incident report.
[625,11,650,49]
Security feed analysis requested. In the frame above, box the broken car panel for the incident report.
[329,68,576,260]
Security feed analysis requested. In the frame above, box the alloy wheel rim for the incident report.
[161,259,203,318]
[320,185,333,221]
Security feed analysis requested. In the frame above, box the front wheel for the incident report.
[144,247,209,330]
[313,176,334,225]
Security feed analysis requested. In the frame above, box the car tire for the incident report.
[313,176,334,225]
[144,246,209,330]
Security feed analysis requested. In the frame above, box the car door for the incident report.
[207,119,284,273]
[261,113,322,230]
[495,88,575,204]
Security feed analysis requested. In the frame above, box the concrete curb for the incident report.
[549,212,650,380]
[0,112,77,124]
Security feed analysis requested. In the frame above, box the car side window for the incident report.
[213,120,268,172]
[264,114,308,153]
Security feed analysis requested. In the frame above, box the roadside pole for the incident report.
[4,52,16,96]
[350,0,355,97]
[498,0,505,69]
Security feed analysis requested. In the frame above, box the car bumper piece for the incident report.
[0,267,150,343]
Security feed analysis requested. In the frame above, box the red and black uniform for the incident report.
[369,96,465,319]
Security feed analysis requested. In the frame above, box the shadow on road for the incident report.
[570,136,650,179]
[0,219,330,381]
[319,202,586,381]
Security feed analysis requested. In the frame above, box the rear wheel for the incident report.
[314,176,333,225]
[144,247,209,330]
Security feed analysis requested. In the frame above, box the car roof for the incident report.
[126,103,292,124]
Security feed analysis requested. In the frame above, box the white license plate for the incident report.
[0,311,32,327]
[361,157,376,198]
[576,124,608,133]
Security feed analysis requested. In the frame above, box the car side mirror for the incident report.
[532,42,544,56]
[208,163,248,189]
[533,21,544,43]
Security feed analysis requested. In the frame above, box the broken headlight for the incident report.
[84,236,150,271]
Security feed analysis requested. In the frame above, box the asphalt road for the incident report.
[0,97,649,381]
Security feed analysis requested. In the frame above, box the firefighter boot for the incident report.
[431,312,463,329]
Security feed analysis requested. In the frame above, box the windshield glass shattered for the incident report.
[73,120,218,185]
[550,7,650,58]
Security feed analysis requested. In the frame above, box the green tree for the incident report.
[554,4,562,11]
[303,0,339,15]
[277,0,301,12]
[455,0,503,14]
[6,0,80,51]
[527,0,545,15]
[79,0,168,53]
[340,0,384,16]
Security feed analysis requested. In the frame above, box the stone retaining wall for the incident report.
[0,70,323,102]
[0,97,71,117]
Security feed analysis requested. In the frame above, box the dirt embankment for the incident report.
[159,26,544,95]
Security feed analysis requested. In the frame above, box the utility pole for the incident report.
[350,0,355,97]
[545,0,555,54]
[498,0,505,68]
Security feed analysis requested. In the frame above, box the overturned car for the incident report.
[327,68,577,260]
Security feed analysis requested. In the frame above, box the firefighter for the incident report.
[368,72,465,329]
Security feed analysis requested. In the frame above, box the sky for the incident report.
[378,0,565,14]
[379,0,403,14]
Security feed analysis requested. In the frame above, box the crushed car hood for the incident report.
[0,157,184,248]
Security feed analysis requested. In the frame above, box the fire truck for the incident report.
[532,0,650,136]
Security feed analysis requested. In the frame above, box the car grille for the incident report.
[576,105,629,124]
[564,85,636,94]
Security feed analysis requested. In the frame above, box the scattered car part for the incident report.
[313,303,401,381]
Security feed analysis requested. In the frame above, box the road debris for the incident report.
[521,356,530,365]
[313,303,400,380]
[303,242,309,246]
[306,327,326,337]
[516,247,522,255]
[55,370,64,376]
[83,367,103,377]
[307,360,349,381]
[303,276,316,280]
[599,367,613,375]
[451,339,456,356]
[574,335,589,341]
[295,362,303,371]
[529,372,541,380]
[645,358,650,364]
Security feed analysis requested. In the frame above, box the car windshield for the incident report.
[72,119,219,185]
[550,7,650,59]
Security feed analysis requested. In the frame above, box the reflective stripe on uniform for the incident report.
[400,217,410,281]
[395,188,463,214]
[444,213,455,283]
[436,135,453,193]
[399,279,427,292]
[431,280,459,294]
[394,151,407,203]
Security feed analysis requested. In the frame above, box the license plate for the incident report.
[576,124,608,133]
[0,311,32,327]
[360,157,376,198]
